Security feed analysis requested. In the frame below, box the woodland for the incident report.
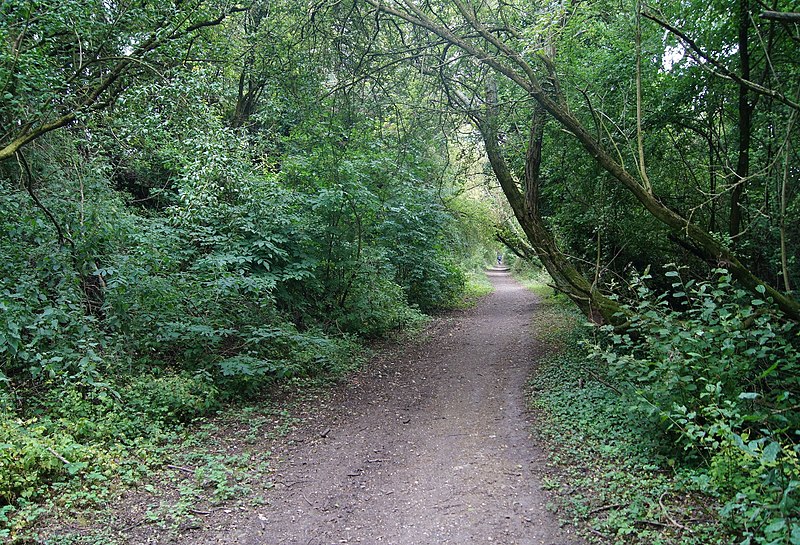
[0,0,799,543]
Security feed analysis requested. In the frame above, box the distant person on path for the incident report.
[497,254,502,266]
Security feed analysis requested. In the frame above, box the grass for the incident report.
[526,285,733,545]
[453,269,494,308]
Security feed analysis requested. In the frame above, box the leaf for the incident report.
[65,461,88,475]
[790,525,800,545]
[761,442,780,463]
[763,518,786,535]
[757,362,779,380]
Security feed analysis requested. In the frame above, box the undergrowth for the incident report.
[527,285,732,544]
[4,360,371,544]
[527,268,800,544]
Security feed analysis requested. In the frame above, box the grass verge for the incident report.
[453,270,494,309]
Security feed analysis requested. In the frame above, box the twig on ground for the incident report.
[585,368,625,396]
[188,508,211,515]
[638,519,670,528]
[167,464,196,475]
[588,503,623,516]
[659,491,693,533]
[589,527,611,540]
[119,520,148,532]
[46,447,73,466]
[276,479,307,488]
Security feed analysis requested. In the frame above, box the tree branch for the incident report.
[760,11,800,22]
[16,151,74,250]
[643,10,800,112]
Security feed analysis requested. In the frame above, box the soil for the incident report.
[58,270,585,545]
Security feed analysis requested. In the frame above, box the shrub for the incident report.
[0,412,111,505]
[124,372,220,423]
[590,267,800,544]
[335,271,426,337]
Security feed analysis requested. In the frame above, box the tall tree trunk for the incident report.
[730,0,753,240]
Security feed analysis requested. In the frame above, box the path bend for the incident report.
[183,270,583,545]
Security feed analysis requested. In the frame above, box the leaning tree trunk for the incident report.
[480,82,624,325]
[365,0,800,321]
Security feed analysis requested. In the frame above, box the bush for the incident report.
[124,372,220,422]
[0,411,113,505]
[590,267,800,544]
[527,294,730,544]
[334,271,426,337]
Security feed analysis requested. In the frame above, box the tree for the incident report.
[360,0,800,320]
[0,0,246,162]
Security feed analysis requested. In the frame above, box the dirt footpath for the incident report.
[182,269,583,545]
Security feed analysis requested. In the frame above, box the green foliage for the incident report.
[0,181,109,387]
[529,294,731,544]
[329,270,427,336]
[125,373,219,422]
[0,0,495,535]
[0,414,97,505]
[590,268,800,544]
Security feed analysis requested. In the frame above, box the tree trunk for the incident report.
[481,81,624,325]
[365,0,800,321]
[730,0,752,240]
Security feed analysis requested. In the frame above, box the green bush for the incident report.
[590,267,800,544]
[124,373,220,422]
[334,271,426,337]
[215,324,361,395]
[0,412,112,505]
[527,296,731,544]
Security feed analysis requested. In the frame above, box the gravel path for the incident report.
[183,269,583,545]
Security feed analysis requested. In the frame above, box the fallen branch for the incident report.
[584,368,625,396]
[167,464,196,475]
[659,491,693,533]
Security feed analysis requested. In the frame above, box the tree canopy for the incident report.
[1,0,798,542]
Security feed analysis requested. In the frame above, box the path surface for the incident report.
[185,270,583,545]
